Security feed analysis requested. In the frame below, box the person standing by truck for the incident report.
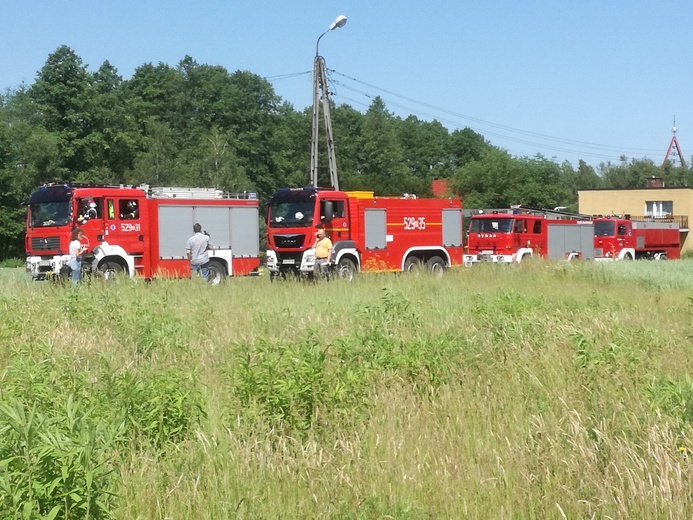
[68,227,88,283]
[313,225,333,279]
[186,223,211,281]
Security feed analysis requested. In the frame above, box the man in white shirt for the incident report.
[186,223,211,281]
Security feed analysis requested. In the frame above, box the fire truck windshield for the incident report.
[469,217,514,234]
[29,202,71,228]
[594,221,615,237]
[27,187,73,228]
[268,193,316,228]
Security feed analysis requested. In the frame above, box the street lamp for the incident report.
[315,15,347,57]
[310,15,347,190]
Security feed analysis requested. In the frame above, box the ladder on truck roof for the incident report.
[143,185,258,200]
[38,182,258,200]
[509,205,592,221]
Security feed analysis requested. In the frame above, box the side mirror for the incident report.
[323,201,334,223]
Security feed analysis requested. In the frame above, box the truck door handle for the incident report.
[97,234,104,241]
[139,235,144,241]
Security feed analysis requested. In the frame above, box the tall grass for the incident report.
[0,261,691,518]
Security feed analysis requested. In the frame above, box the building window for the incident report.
[645,201,673,218]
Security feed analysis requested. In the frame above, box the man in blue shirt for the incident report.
[186,223,211,281]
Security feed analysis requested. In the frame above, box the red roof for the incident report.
[431,179,451,198]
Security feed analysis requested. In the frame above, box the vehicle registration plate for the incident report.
[282,259,295,265]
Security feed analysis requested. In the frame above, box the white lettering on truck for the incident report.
[403,217,426,230]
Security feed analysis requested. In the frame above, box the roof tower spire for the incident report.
[662,117,685,168]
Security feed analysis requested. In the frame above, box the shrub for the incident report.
[0,397,117,520]
[104,368,206,451]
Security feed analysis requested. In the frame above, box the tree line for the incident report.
[1,45,691,259]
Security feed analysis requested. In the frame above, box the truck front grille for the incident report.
[274,234,306,248]
[31,236,61,250]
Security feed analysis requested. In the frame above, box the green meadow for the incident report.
[0,261,691,519]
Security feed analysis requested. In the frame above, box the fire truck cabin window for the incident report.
[469,218,513,234]
[532,220,542,234]
[78,197,103,222]
[321,199,345,218]
[268,191,316,228]
[29,202,70,228]
[27,186,72,228]
[119,199,139,220]
[595,221,615,237]
[514,219,527,233]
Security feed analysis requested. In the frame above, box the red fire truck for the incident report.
[593,217,680,260]
[463,209,594,265]
[265,188,464,279]
[25,183,260,282]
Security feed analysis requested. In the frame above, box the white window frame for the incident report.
[645,201,673,218]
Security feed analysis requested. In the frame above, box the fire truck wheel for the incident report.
[404,256,422,273]
[98,261,126,280]
[426,256,446,276]
[208,261,226,285]
[336,258,356,282]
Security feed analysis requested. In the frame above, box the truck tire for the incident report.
[98,261,126,280]
[337,258,356,282]
[404,256,422,273]
[208,261,226,285]
[426,256,446,277]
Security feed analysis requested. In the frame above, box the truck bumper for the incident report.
[463,253,514,266]
[266,249,317,276]
[26,255,71,280]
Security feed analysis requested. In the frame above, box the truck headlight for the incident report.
[265,250,277,268]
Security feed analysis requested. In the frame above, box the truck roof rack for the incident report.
[40,182,139,190]
[509,206,593,220]
[143,185,257,200]
[38,182,258,200]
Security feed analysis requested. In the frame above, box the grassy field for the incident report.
[0,261,691,519]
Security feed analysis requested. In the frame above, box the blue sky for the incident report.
[3,1,692,169]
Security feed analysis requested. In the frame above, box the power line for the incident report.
[330,80,622,161]
[328,69,662,157]
[265,71,311,82]
[267,68,664,163]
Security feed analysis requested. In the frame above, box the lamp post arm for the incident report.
[315,29,329,57]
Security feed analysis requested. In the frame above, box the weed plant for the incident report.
[0,261,691,518]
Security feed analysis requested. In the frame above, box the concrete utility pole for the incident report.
[310,15,347,191]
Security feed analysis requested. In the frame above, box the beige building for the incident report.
[578,183,691,253]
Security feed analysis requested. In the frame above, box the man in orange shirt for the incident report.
[313,226,333,279]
